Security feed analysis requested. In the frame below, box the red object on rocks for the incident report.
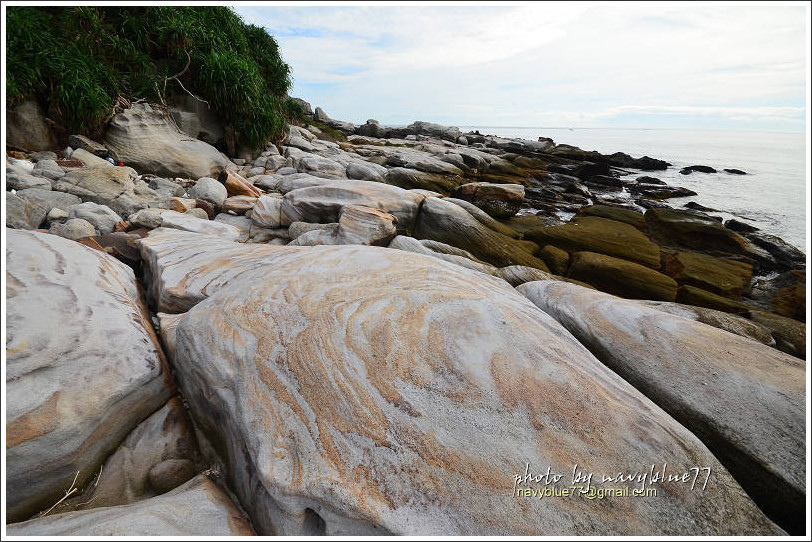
[118,161,124,166]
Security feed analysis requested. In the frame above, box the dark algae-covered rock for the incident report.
[567,251,678,301]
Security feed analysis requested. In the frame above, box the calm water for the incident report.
[461,127,808,253]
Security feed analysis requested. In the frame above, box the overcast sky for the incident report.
[234,3,808,132]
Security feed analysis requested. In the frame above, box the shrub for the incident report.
[6,6,295,149]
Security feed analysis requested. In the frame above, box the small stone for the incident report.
[50,218,97,240]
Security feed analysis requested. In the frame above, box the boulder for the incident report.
[145,176,185,198]
[356,119,389,138]
[68,202,123,235]
[49,218,97,240]
[288,205,396,247]
[517,280,805,534]
[450,182,525,218]
[725,218,759,234]
[280,181,426,233]
[187,177,228,207]
[53,166,160,218]
[6,192,48,229]
[345,161,386,182]
[30,151,58,162]
[749,270,806,322]
[662,252,753,299]
[576,205,646,230]
[17,188,82,216]
[744,232,806,271]
[680,165,717,174]
[221,195,257,215]
[567,251,678,301]
[644,208,754,255]
[103,103,233,179]
[636,301,775,346]
[385,167,463,193]
[387,235,499,276]
[628,184,697,199]
[414,197,549,271]
[297,155,346,178]
[6,230,172,523]
[495,265,555,286]
[539,245,570,275]
[406,120,461,142]
[160,211,241,240]
[442,197,520,238]
[6,476,254,536]
[749,310,806,360]
[526,216,661,268]
[6,99,58,151]
[291,97,313,116]
[140,230,781,535]
[7,165,53,191]
[724,168,748,175]
[68,134,109,157]
[676,285,751,315]
[32,159,66,181]
[129,208,171,230]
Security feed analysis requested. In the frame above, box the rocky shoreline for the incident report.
[4,99,807,535]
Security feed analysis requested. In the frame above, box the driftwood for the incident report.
[218,170,263,198]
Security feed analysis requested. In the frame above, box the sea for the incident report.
[460,127,808,254]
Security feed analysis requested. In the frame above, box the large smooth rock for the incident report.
[53,166,160,217]
[32,159,66,181]
[297,155,346,178]
[288,205,397,247]
[187,177,228,207]
[159,211,240,240]
[68,202,123,235]
[518,280,805,534]
[6,99,58,151]
[385,167,463,193]
[6,229,172,522]
[662,252,753,299]
[143,231,780,535]
[644,208,756,256]
[7,164,53,191]
[451,182,525,218]
[576,204,646,230]
[526,216,661,268]
[280,181,426,233]
[567,251,678,301]
[17,188,82,216]
[49,217,97,240]
[6,475,254,536]
[414,197,548,271]
[443,197,521,238]
[387,235,499,276]
[6,192,47,229]
[103,103,233,179]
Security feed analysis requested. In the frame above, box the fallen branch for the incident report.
[163,49,209,108]
[39,470,81,517]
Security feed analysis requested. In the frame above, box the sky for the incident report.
[233,2,809,132]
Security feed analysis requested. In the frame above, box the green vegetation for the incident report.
[6,6,302,149]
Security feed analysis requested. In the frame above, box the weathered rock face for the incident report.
[141,231,781,535]
[49,217,97,240]
[576,204,646,230]
[103,103,233,179]
[644,208,752,255]
[450,182,525,218]
[749,269,806,322]
[289,205,397,246]
[526,216,661,268]
[280,181,426,234]
[6,192,47,229]
[7,164,53,191]
[6,476,255,536]
[414,197,548,271]
[159,211,241,240]
[662,252,753,299]
[387,235,499,277]
[16,188,82,216]
[53,166,161,218]
[518,280,805,534]
[566,251,678,301]
[6,229,172,523]
[187,177,228,207]
[68,202,123,235]
[385,166,463,193]
[6,99,58,151]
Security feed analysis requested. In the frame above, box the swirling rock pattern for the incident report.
[6,229,172,522]
[6,476,255,536]
[143,230,781,535]
[517,280,805,534]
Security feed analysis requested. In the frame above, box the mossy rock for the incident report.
[567,251,678,301]
[414,197,549,271]
[540,245,570,275]
[662,252,753,299]
[385,167,464,194]
[645,208,750,254]
[526,216,661,268]
[510,155,550,170]
[749,310,806,360]
[676,285,752,315]
[576,204,646,230]
[499,215,557,235]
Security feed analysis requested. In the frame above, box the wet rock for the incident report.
[518,280,804,534]
[749,270,806,322]
[749,310,806,360]
[636,175,665,185]
[644,208,751,255]
[575,204,645,230]
[724,168,747,175]
[744,232,806,270]
[539,245,570,275]
[6,229,171,523]
[725,218,759,234]
[526,216,661,268]
[662,252,753,299]
[567,251,678,301]
[684,201,718,212]
[385,167,463,193]
[680,165,717,174]
[628,184,697,199]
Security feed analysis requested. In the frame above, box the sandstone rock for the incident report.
[288,221,334,241]
[6,475,254,536]
[47,208,69,224]
[160,211,240,240]
[637,301,775,346]
[676,285,752,315]
[576,204,646,230]
[289,205,397,247]
[146,176,185,198]
[68,202,123,235]
[280,181,426,233]
[16,189,80,217]
[749,270,806,321]
[6,230,172,523]
[49,218,97,240]
[32,159,66,181]
[103,103,233,178]
[406,120,461,142]
[188,177,227,207]
[451,182,525,218]
[6,99,58,151]
[53,166,160,217]
[129,208,170,230]
[218,170,263,198]
[68,134,109,157]
[356,119,389,138]
[388,235,499,276]
[644,208,752,255]
[221,195,258,215]
[184,208,209,220]
[7,192,48,229]
[540,245,570,275]
[414,197,548,271]
[297,155,346,178]
[345,161,386,182]
[385,167,463,193]
[745,232,806,271]
[526,216,661,268]
[517,280,805,533]
[567,251,678,301]
[141,234,782,535]
[662,252,753,299]
[6,165,53,191]
[251,195,284,229]
[749,310,806,360]
[495,265,555,286]
[70,147,117,168]
[442,197,521,238]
